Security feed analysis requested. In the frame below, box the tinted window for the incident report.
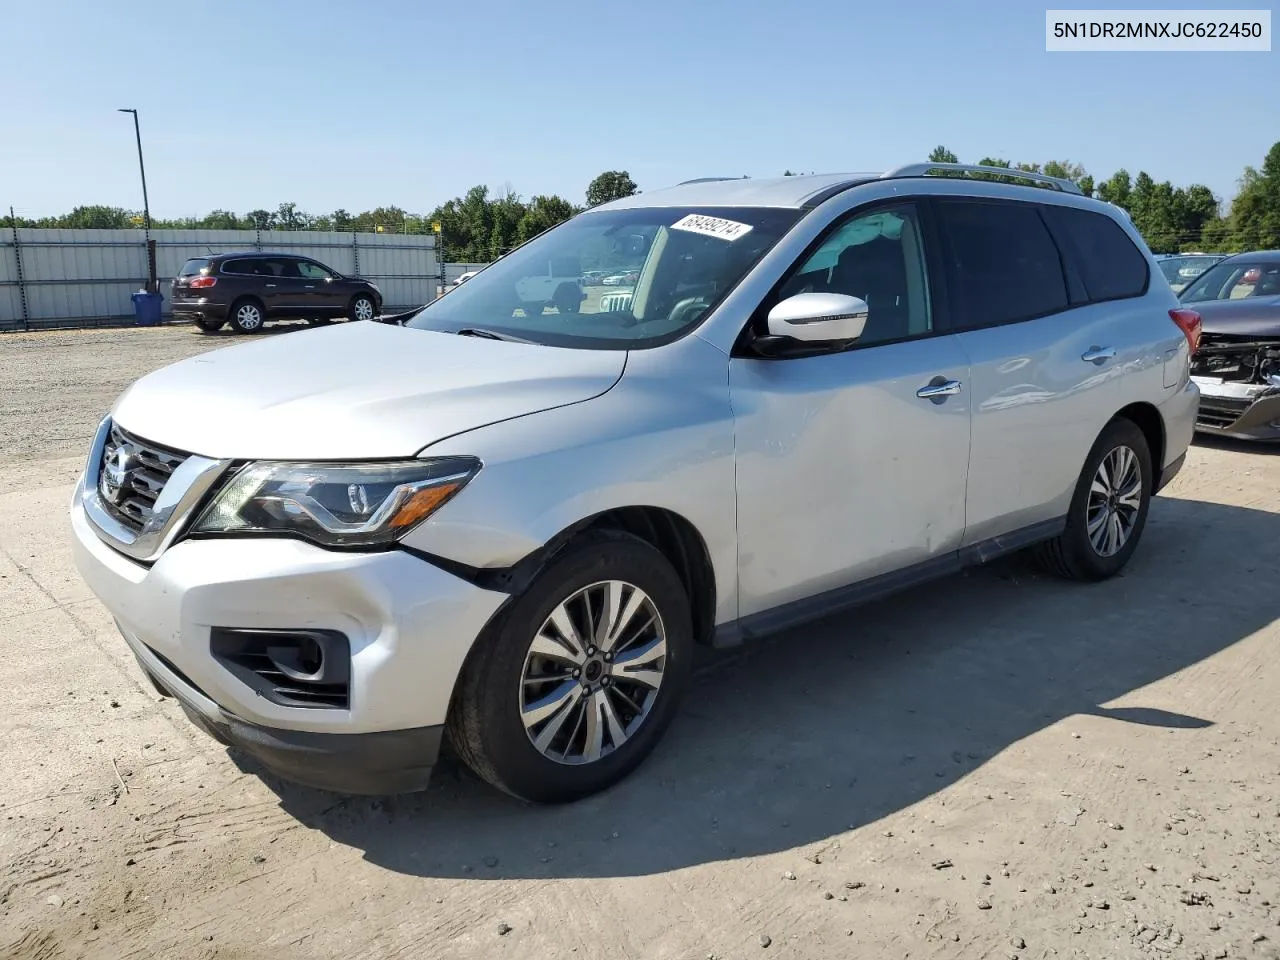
[220,258,254,275]
[179,258,209,276]
[936,200,1069,329]
[774,204,932,345]
[1042,205,1148,301]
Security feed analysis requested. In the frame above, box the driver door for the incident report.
[729,201,972,619]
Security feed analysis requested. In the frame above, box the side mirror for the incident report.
[766,292,868,343]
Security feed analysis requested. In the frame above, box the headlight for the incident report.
[190,458,479,548]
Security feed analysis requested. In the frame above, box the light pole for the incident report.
[117,108,155,293]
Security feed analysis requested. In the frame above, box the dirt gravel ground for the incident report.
[1,326,1279,960]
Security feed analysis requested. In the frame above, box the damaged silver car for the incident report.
[1180,251,1280,440]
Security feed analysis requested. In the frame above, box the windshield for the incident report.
[406,206,801,348]
[1158,255,1222,293]
[1180,259,1280,303]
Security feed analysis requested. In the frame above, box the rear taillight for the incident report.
[188,276,217,289]
[1169,308,1201,355]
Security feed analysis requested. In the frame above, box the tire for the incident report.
[193,318,225,333]
[229,299,266,333]
[349,295,377,322]
[553,283,582,314]
[1034,417,1153,581]
[448,532,693,804]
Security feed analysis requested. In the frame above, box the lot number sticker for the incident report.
[670,214,754,242]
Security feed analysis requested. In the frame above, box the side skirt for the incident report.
[711,517,1066,648]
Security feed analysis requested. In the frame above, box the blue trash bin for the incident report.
[131,291,163,327]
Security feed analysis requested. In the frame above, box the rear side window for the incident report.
[221,258,254,275]
[1042,205,1148,302]
[935,200,1069,329]
[179,258,209,276]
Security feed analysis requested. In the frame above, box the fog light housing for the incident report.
[211,628,350,709]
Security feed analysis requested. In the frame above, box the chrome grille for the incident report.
[97,423,190,533]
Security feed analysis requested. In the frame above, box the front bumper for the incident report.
[1191,377,1280,440]
[126,625,444,794]
[71,483,507,791]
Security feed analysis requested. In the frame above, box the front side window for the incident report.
[936,199,1069,329]
[405,206,801,349]
[1180,260,1280,302]
[297,261,334,280]
[770,203,932,345]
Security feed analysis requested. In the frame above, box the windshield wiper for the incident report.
[454,327,532,343]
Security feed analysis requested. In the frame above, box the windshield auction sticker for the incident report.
[670,214,755,241]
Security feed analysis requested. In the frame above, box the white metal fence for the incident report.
[0,228,456,331]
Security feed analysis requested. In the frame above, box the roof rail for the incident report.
[880,163,1083,195]
[677,177,746,185]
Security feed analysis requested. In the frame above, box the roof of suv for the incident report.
[595,164,1088,212]
[598,174,882,211]
[209,251,308,260]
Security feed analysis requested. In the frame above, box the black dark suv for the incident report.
[171,252,383,333]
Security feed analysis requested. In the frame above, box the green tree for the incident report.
[199,209,242,230]
[60,205,132,229]
[928,145,959,165]
[1096,170,1132,209]
[586,170,638,207]
[518,194,577,244]
[1225,142,1280,250]
[246,209,275,229]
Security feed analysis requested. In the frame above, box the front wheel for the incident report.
[448,534,693,803]
[349,295,376,322]
[1035,417,1153,581]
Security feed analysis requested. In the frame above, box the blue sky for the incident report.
[3,0,1276,219]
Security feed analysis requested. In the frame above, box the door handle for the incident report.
[1081,345,1116,364]
[304,285,316,289]
[916,378,963,402]
[265,284,277,288]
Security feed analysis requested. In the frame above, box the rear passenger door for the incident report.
[932,198,1121,545]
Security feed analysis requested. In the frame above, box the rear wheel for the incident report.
[229,299,265,333]
[194,318,225,333]
[448,534,693,803]
[1035,417,1153,581]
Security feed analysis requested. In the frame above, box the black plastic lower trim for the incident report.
[1157,452,1186,492]
[130,644,441,795]
[711,516,1066,648]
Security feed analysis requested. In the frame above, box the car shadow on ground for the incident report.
[234,495,1280,880]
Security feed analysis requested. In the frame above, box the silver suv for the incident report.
[70,164,1201,803]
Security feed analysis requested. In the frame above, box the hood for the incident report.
[111,322,626,459]
[1189,296,1280,338]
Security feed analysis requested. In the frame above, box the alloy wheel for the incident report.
[1086,444,1142,557]
[519,580,667,765]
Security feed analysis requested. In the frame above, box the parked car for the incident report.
[513,257,586,315]
[1178,250,1280,439]
[72,164,1198,803]
[1156,253,1227,294]
[452,271,478,287]
[171,252,382,334]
